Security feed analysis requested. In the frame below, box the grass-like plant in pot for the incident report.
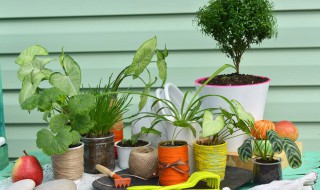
[14,45,96,179]
[81,81,131,173]
[132,64,252,185]
[238,120,302,185]
[194,0,278,152]
[194,102,254,180]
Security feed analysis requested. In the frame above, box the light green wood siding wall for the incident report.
[1,0,319,157]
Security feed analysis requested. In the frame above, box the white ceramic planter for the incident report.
[115,141,151,169]
[195,77,271,152]
[166,121,202,175]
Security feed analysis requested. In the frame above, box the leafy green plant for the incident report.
[194,0,277,74]
[131,64,254,145]
[200,100,254,145]
[15,46,96,156]
[238,130,302,168]
[111,36,168,110]
[122,126,161,146]
[85,80,132,138]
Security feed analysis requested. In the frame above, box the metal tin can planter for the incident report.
[194,141,227,180]
[252,157,282,185]
[81,133,115,174]
[158,140,189,186]
[52,142,84,180]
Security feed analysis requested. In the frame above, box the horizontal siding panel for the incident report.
[1,11,320,54]
[1,0,319,19]
[5,122,320,158]
[1,48,320,90]
[4,86,320,124]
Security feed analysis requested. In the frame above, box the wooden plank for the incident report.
[1,0,319,19]
[226,142,303,171]
[2,48,320,90]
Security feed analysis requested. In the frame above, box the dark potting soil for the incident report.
[198,73,268,86]
[160,141,187,147]
[117,140,148,147]
[255,158,280,164]
[69,143,82,148]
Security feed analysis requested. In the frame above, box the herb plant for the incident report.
[132,64,254,145]
[15,46,96,156]
[238,130,302,168]
[194,0,277,74]
[85,80,132,138]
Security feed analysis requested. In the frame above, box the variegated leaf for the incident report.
[282,138,302,169]
[266,130,283,154]
[238,138,253,162]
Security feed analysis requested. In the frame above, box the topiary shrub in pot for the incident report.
[194,0,278,152]
[14,46,96,180]
[238,120,302,185]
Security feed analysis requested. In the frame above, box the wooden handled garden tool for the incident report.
[95,164,131,188]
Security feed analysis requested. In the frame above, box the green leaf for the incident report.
[70,114,95,134]
[173,120,192,128]
[18,57,54,81]
[49,55,81,96]
[15,45,48,66]
[156,50,167,86]
[139,85,150,111]
[20,94,40,111]
[202,111,225,138]
[36,128,73,156]
[163,46,169,57]
[70,130,81,145]
[266,130,283,154]
[19,72,46,104]
[49,114,69,133]
[253,140,273,157]
[188,124,197,138]
[125,37,157,78]
[38,88,66,111]
[68,94,96,115]
[282,138,302,168]
[232,100,255,126]
[235,119,251,134]
[141,126,161,136]
[238,138,253,162]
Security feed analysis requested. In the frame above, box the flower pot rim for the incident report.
[252,156,282,165]
[68,141,84,150]
[158,140,188,147]
[81,132,115,141]
[194,140,227,147]
[115,140,150,149]
[195,76,271,88]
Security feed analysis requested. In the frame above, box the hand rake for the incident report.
[95,164,131,188]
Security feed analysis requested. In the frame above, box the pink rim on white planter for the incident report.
[195,76,271,152]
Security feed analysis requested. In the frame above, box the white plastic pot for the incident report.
[195,77,271,152]
[115,141,150,169]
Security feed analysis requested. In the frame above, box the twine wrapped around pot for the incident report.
[129,146,158,179]
[194,141,227,180]
[52,142,84,180]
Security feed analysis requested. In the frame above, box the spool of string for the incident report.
[52,143,84,180]
[158,141,189,186]
[129,146,158,179]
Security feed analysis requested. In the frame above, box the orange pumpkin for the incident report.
[251,120,275,139]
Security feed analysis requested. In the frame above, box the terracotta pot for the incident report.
[194,141,227,180]
[52,142,84,180]
[252,157,282,185]
[195,77,271,152]
[158,140,189,186]
[81,133,115,174]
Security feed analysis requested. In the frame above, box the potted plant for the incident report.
[115,127,160,169]
[194,0,277,152]
[81,82,131,174]
[238,120,302,185]
[194,101,254,180]
[107,36,168,155]
[132,63,250,184]
[14,45,96,180]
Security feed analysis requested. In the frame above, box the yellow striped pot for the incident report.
[193,141,227,180]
